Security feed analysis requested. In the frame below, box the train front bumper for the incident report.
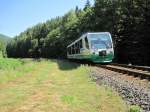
[90,53,114,63]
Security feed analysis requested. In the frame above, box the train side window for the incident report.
[69,47,71,54]
[77,42,80,54]
[79,39,83,48]
[85,37,89,49]
[72,44,75,54]
[72,45,74,54]
[75,43,78,54]
[74,44,76,54]
[70,46,72,54]
[71,46,73,54]
[70,47,72,54]
[67,47,69,54]
[76,42,79,54]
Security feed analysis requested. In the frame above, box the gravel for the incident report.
[90,67,150,112]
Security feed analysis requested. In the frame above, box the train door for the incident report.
[79,39,84,54]
[82,35,90,57]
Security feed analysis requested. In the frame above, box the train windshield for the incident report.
[89,33,112,49]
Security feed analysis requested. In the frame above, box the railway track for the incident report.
[68,59,150,111]
[91,64,150,112]
[68,59,150,80]
[95,63,150,80]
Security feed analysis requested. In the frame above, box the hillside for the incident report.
[0,33,11,44]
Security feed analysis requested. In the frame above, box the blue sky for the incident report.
[0,0,94,37]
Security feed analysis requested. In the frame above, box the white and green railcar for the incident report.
[67,32,114,63]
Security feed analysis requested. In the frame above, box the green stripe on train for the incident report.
[68,53,114,63]
[90,53,114,63]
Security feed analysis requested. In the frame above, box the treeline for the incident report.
[0,40,4,57]
[7,0,150,66]
[0,34,10,57]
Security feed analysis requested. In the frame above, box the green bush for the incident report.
[129,105,141,112]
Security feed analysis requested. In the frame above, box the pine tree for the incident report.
[84,0,91,11]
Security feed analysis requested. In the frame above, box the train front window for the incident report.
[89,34,112,49]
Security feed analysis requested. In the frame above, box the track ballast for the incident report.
[96,63,150,81]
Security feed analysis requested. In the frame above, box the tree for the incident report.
[84,0,91,11]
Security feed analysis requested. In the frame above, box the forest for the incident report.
[6,0,150,66]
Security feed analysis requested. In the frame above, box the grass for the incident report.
[129,105,141,112]
[0,59,128,112]
[0,58,23,70]
[0,58,35,84]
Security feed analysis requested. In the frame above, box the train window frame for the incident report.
[71,45,74,54]
[69,47,71,55]
[75,42,78,54]
[73,44,75,54]
[67,47,69,55]
[77,42,80,54]
[70,47,72,54]
[70,46,72,55]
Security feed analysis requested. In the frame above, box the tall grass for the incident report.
[0,59,128,112]
[0,58,23,70]
[0,58,35,84]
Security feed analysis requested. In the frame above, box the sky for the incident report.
[0,0,94,37]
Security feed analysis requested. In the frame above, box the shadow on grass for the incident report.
[30,58,81,71]
[51,59,80,71]
[32,58,43,62]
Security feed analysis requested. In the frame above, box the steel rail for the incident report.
[95,64,150,80]
[110,63,150,72]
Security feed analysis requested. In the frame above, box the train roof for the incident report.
[67,32,111,48]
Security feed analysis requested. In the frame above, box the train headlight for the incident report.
[106,49,113,54]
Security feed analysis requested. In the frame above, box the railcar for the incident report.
[67,32,114,63]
